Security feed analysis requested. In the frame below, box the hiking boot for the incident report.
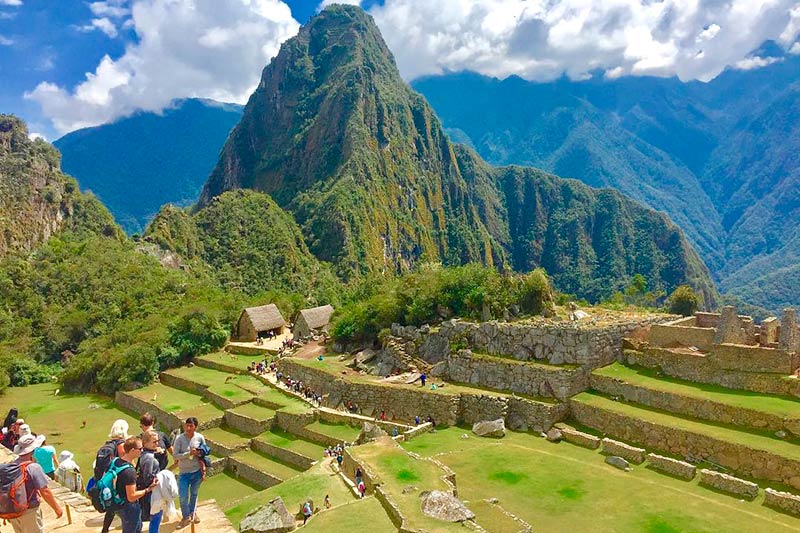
[177,517,191,529]
[192,513,201,524]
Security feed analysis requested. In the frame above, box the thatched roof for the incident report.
[299,304,334,330]
[243,304,286,332]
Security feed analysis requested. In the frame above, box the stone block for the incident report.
[699,469,759,500]
[601,438,645,464]
[764,488,800,516]
[646,453,696,480]
[560,427,600,449]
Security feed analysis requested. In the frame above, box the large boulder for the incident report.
[240,497,295,533]
[604,456,631,472]
[357,422,388,444]
[420,490,475,522]
[472,419,505,438]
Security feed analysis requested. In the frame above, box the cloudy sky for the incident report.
[1,0,798,139]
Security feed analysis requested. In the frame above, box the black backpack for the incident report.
[93,439,122,481]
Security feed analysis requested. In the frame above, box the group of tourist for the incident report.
[0,409,207,533]
[275,371,324,406]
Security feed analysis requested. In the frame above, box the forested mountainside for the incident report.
[196,5,716,304]
[413,56,800,309]
[55,99,243,234]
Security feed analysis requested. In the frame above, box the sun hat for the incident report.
[18,424,31,436]
[14,434,46,456]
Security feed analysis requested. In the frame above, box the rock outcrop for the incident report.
[472,418,506,438]
[419,490,475,522]
[240,497,296,533]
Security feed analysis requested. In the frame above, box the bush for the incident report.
[668,285,700,316]
[96,344,160,392]
[168,310,229,359]
[516,269,555,315]
[0,357,59,387]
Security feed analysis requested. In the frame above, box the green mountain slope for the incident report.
[198,5,716,303]
[0,114,119,259]
[55,99,243,234]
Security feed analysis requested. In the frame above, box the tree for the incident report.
[668,285,700,316]
[168,310,229,359]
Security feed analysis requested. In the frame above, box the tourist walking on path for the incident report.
[114,436,159,533]
[139,413,173,471]
[32,436,58,479]
[55,450,82,493]
[1,408,17,450]
[173,417,206,528]
[302,501,312,525]
[137,430,163,532]
[4,433,63,533]
[99,419,130,533]
[420,373,426,387]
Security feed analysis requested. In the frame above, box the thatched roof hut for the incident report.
[234,304,287,342]
[293,304,334,339]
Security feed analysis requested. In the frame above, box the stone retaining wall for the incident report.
[624,348,800,398]
[227,456,282,489]
[764,488,800,516]
[699,469,759,500]
[202,388,250,410]
[446,350,588,400]
[570,400,800,489]
[375,486,407,531]
[646,453,696,480]
[195,357,246,375]
[158,372,207,395]
[712,344,797,374]
[253,397,285,410]
[278,359,568,430]
[558,427,600,449]
[205,434,249,457]
[224,410,274,436]
[590,373,798,435]
[601,438,645,464]
[392,315,671,369]
[648,323,715,351]
[208,456,227,477]
[116,392,181,431]
[252,439,315,469]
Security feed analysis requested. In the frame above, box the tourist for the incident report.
[5,433,63,532]
[32,435,58,480]
[391,426,399,438]
[324,494,331,509]
[355,466,363,485]
[99,419,130,533]
[420,373,427,387]
[1,408,17,450]
[137,430,163,532]
[173,417,207,528]
[302,500,312,525]
[358,480,366,498]
[414,415,420,426]
[139,413,173,471]
[336,453,343,469]
[113,436,159,533]
[2,418,22,451]
[54,450,82,493]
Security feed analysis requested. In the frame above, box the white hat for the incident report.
[18,424,31,436]
[14,434,45,456]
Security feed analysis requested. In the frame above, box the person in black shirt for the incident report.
[139,413,172,471]
[137,430,162,532]
[114,437,158,533]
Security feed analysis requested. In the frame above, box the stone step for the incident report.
[570,392,800,490]
[592,363,800,436]
[228,449,305,489]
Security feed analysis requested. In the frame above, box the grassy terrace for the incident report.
[228,402,277,421]
[127,382,223,422]
[302,497,395,533]
[594,363,800,419]
[231,449,306,481]
[225,460,357,526]
[304,420,362,442]
[256,429,326,459]
[202,472,262,510]
[198,351,267,372]
[350,439,464,533]
[403,427,800,533]
[204,426,251,448]
[255,386,312,414]
[572,392,800,459]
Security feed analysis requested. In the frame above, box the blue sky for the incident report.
[2,0,798,140]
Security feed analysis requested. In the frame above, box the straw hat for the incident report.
[14,434,45,456]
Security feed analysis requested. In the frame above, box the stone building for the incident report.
[293,304,334,339]
[233,304,287,341]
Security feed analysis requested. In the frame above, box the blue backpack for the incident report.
[88,461,132,512]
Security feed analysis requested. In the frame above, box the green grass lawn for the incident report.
[204,426,251,448]
[197,351,266,372]
[225,459,356,526]
[573,392,800,459]
[403,427,800,533]
[206,384,254,405]
[256,429,326,459]
[594,363,800,419]
[128,382,209,413]
[0,383,137,478]
[304,420,362,442]
[228,402,276,421]
[202,472,262,510]
[302,497,395,533]
[231,449,305,481]
[164,365,236,388]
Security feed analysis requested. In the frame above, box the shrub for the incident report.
[516,269,555,316]
[668,285,700,316]
[0,357,59,387]
[168,310,229,359]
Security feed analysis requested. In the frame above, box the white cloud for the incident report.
[0,34,12,45]
[89,1,130,18]
[734,55,783,71]
[0,0,22,6]
[319,0,361,9]
[790,42,800,55]
[28,132,47,141]
[368,0,800,82]
[76,17,120,38]
[28,0,299,135]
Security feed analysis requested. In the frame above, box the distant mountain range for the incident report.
[412,53,800,310]
[55,99,243,234]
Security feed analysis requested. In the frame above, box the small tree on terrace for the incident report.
[667,285,700,316]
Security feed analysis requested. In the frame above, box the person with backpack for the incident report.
[54,450,82,493]
[2,433,63,532]
[139,413,172,471]
[111,436,159,533]
[97,419,129,533]
[137,430,162,532]
[173,417,206,528]
[302,500,312,525]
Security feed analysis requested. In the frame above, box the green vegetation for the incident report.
[668,285,701,316]
[303,420,362,442]
[256,430,325,459]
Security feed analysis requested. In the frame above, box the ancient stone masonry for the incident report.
[557,426,601,449]
[765,488,800,516]
[601,438,645,464]
[646,453,696,480]
[699,469,759,500]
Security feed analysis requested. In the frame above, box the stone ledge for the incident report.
[601,438,645,464]
[559,427,600,449]
[252,439,315,470]
[764,488,800,516]
[699,469,759,500]
[159,371,208,395]
[646,453,695,480]
[224,409,274,436]
[226,456,282,490]
[205,435,250,457]
[203,388,251,410]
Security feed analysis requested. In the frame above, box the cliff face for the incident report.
[198,5,717,303]
[0,115,118,258]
